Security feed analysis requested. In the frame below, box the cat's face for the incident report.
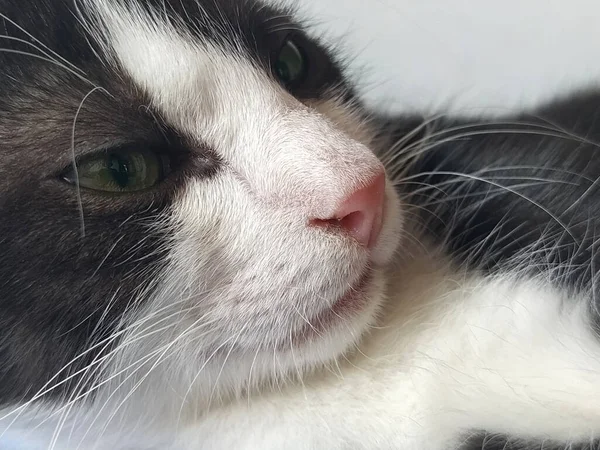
[0,0,401,425]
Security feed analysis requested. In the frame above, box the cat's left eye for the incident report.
[61,147,170,193]
[274,38,307,86]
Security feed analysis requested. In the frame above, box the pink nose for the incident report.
[311,172,386,248]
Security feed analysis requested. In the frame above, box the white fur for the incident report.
[3,1,600,449]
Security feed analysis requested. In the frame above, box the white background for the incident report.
[293,0,600,116]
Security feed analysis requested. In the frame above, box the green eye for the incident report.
[63,148,168,193]
[274,39,307,85]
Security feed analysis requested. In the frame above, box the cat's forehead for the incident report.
[80,0,295,72]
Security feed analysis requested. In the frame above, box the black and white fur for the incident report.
[1,0,600,449]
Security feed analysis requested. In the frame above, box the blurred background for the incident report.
[289,0,600,116]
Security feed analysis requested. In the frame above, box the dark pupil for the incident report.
[108,154,130,188]
[275,60,291,83]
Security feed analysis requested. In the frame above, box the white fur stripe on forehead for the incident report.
[79,0,277,121]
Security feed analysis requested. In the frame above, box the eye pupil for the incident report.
[108,154,130,188]
[61,147,168,193]
[275,61,291,83]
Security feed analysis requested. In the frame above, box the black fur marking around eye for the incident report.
[0,0,285,405]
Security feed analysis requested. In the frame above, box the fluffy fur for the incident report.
[1,1,600,449]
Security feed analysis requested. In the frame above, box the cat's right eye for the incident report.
[61,147,170,193]
[274,38,308,87]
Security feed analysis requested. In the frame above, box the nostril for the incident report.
[310,171,386,248]
[338,210,366,237]
[311,211,366,234]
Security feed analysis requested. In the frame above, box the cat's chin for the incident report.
[280,268,376,349]
[268,266,387,372]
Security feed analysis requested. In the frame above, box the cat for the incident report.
[1,0,600,449]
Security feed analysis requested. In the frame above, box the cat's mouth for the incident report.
[328,269,373,317]
[289,268,374,347]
